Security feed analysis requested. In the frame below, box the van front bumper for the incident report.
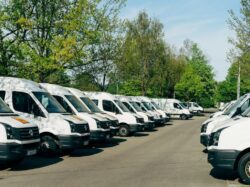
[129,124,141,133]
[200,134,209,146]
[90,130,111,141]
[58,133,90,149]
[110,126,119,136]
[208,149,239,170]
[144,122,155,130]
[0,142,39,161]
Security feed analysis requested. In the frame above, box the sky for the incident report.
[120,0,241,81]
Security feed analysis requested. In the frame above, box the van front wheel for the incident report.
[238,152,250,184]
[119,125,130,137]
[180,114,188,120]
[39,135,60,156]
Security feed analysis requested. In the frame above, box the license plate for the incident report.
[26,149,37,156]
[83,141,89,146]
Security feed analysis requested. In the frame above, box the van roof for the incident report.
[67,87,86,98]
[40,83,72,96]
[85,91,116,100]
[0,77,45,92]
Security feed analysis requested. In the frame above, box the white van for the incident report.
[128,96,164,125]
[0,97,40,163]
[200,93,250,147]
[210,100,235,119]
[187,102,204,114]
[207,107,250,184]
[0,77,90,155]
[161,99,191,120]
[117,95,155,130]
[66,87,119,137]
[85,92,143,137]
[40,84,111,142]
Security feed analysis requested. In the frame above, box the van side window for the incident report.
[0,91,6,100]
[53,95,74,114]
[12,91,45,117]
[174,103,181,109]
[123,102,134,113]
[103,100,119,113]
[92,99,98,105]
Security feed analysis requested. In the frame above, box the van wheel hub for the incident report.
[245,161,250,178]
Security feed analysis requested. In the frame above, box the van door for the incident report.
[12,91,45,119]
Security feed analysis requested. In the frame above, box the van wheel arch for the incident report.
[234,148,250,170]
[39,132,60,156]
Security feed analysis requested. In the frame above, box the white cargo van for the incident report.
[162,99,191,120]
[0,77,90,155]
[117,96,155,130]
[207,107,250,184]
[128,96,163,125]
[187,102,204,114]
[85,92,143,137]
[0,97,40,163]
[40,84,111,142]
[66,87,119,137]
[200,93,250,147]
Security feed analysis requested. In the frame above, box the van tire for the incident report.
[119,125,130,137]
[180,114,188,120]
[39,135,60,156]
[238,152,250,184]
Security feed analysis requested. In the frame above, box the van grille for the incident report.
[99,121,110,129]
[14,127,40,141]
[75,123,90,133]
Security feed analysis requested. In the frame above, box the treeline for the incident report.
[0,0,249,107]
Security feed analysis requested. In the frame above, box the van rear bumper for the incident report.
[58,133,90,149]
[0,141,39,161]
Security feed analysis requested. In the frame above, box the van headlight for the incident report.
[3,124,15,139]
[201,122,209,133]
[69,122,77,133]
[210,128,227,146]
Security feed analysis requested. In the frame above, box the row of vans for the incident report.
[0,77,172,164]
[200,93,250,184]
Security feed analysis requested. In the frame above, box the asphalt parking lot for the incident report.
[0,116,246,187]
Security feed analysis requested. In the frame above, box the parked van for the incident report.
[136,96,169,123]
[0,77,90,155]
[209,100,235,119]
[207,107,250,184]
[187,102,204,114]
[40,84,111,142]
[66,87,119,137]
[0,97,40,163]
[128,96,164,125]
[161,99,191,120]
[85,92,143,137]
[117,95,155,130]
[200,93,250,147]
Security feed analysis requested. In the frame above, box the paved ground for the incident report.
[0,116,246,187]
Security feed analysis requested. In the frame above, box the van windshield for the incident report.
[65,95,90,113]
[33,92,67,113]
[152,102,161,110]
[114,100,130,112]
[223,95,246,116]
[142,102,154,111]
[130,102,143,112]
[0,98,14,114]
[180,103,188,109]
[242,106,250,117]
[80,97,101,113]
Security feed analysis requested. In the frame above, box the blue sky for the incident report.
[120,0,241,81]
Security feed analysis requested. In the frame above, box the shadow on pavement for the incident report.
[90,137,127,149]
[9,156,63,171]
[133,132,149,137]
[69,147,103,157]
[210,168,238,181]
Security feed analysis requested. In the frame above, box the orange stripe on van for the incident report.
[13,117,29,124]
